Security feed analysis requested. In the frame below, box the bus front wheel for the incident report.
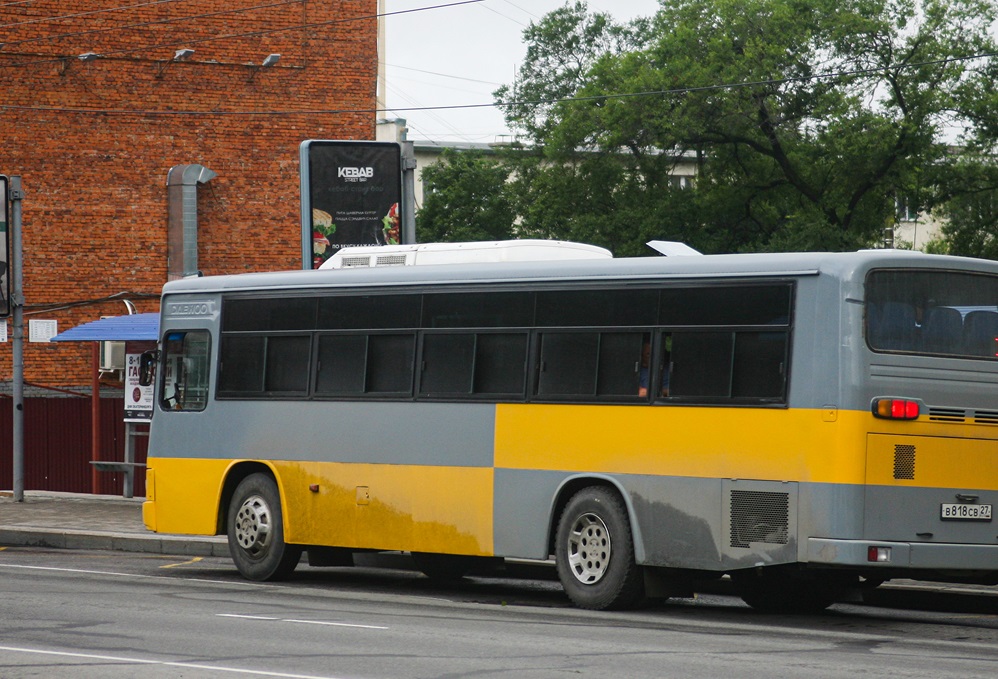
[227,473,302,581]
[555,486,644,610]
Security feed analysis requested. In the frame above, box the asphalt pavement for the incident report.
[2,490,997,611]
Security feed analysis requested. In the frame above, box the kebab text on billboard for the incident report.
[300,141,402,269]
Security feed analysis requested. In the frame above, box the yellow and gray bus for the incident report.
[141,247,998,611]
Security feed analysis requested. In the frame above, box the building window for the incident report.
[896,195,919,222]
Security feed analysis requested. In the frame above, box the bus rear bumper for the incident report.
[807,538,998,571]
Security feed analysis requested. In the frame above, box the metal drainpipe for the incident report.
[166,164,217,280]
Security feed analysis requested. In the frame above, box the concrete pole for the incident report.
[377,0,387,116]
[401,140,416,245]
[10,176,24,502]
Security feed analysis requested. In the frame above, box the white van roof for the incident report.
[318,239,613,269]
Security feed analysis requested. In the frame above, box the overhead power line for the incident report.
[385,62,501,86]
[3,50,994,117]
[0,0,485,69]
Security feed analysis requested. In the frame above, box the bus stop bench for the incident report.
[89,461,146,498]
[89,461,146,473]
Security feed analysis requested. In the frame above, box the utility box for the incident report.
[100,340,125,372]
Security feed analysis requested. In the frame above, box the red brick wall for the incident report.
[0,1,377,385]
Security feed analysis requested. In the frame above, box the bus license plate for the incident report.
[940,503,992,521]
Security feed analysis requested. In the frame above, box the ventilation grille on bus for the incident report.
[928,407,966,423]
[729,490,789,548]
[894,444,916,480]
[340,256,373,268]
[927,406,998,425]
[374,254,408,267]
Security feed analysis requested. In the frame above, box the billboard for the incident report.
[299,140,402,269]
[1,175,8,317]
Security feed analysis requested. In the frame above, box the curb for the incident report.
[0,528,229,557]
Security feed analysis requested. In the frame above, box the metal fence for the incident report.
[0,396,147,496]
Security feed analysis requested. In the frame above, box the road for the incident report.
[0,546,997,678]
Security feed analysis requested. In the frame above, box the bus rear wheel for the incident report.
[227,473,302,581]
[555,486,644,610]
[411,552,484,581]
[732,569,838,613]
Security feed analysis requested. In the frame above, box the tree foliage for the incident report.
[416,0,998,256]
[416,149,517,243]
[938,158,998,259]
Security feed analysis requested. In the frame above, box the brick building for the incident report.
[0,0,378,389]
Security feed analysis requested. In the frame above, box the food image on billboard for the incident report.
[300,141,402,269]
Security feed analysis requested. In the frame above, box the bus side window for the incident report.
[668,330,787,401]
[670,332,734,398]
[536,331,647,400]
[640,332,671,398]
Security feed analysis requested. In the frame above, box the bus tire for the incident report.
[411,552,474,581]
[732,569,837,613]
[555,486,645,610]
[227,473,302,581]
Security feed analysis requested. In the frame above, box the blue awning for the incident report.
[51,313,160,342]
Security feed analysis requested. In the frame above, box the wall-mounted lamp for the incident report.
[157,48,195,78]
[248,53,281,81]
[60,51,100,75]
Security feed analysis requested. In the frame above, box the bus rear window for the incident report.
[866,270,998,359]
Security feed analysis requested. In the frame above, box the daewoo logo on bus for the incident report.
[167,301,213,317]
[338,166,374,180]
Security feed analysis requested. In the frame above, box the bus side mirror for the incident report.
[138,350,159,387]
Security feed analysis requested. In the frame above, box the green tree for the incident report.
[416,149,517,243]
[493,0,998,254]
[929,52,998,257]
[939,175,998,260]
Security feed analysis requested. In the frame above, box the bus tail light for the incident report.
[868,546,892,563]
[872,398,919,420]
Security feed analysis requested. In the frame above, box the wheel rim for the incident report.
[234,493,272,559]
[566,512,611,584]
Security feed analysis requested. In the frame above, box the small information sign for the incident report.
[28,319,57,342]
[125,351,154,420]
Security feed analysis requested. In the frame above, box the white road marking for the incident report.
[284,619,389,630]
[0,645,347,679]
[219,614,388,630]
[0,563,276,588]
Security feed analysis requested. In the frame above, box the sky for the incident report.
[383,0,661,144]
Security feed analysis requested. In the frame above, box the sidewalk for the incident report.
[0,490,228,557]
[1,490,996,610]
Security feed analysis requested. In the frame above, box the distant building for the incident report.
[893,195,943,250]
